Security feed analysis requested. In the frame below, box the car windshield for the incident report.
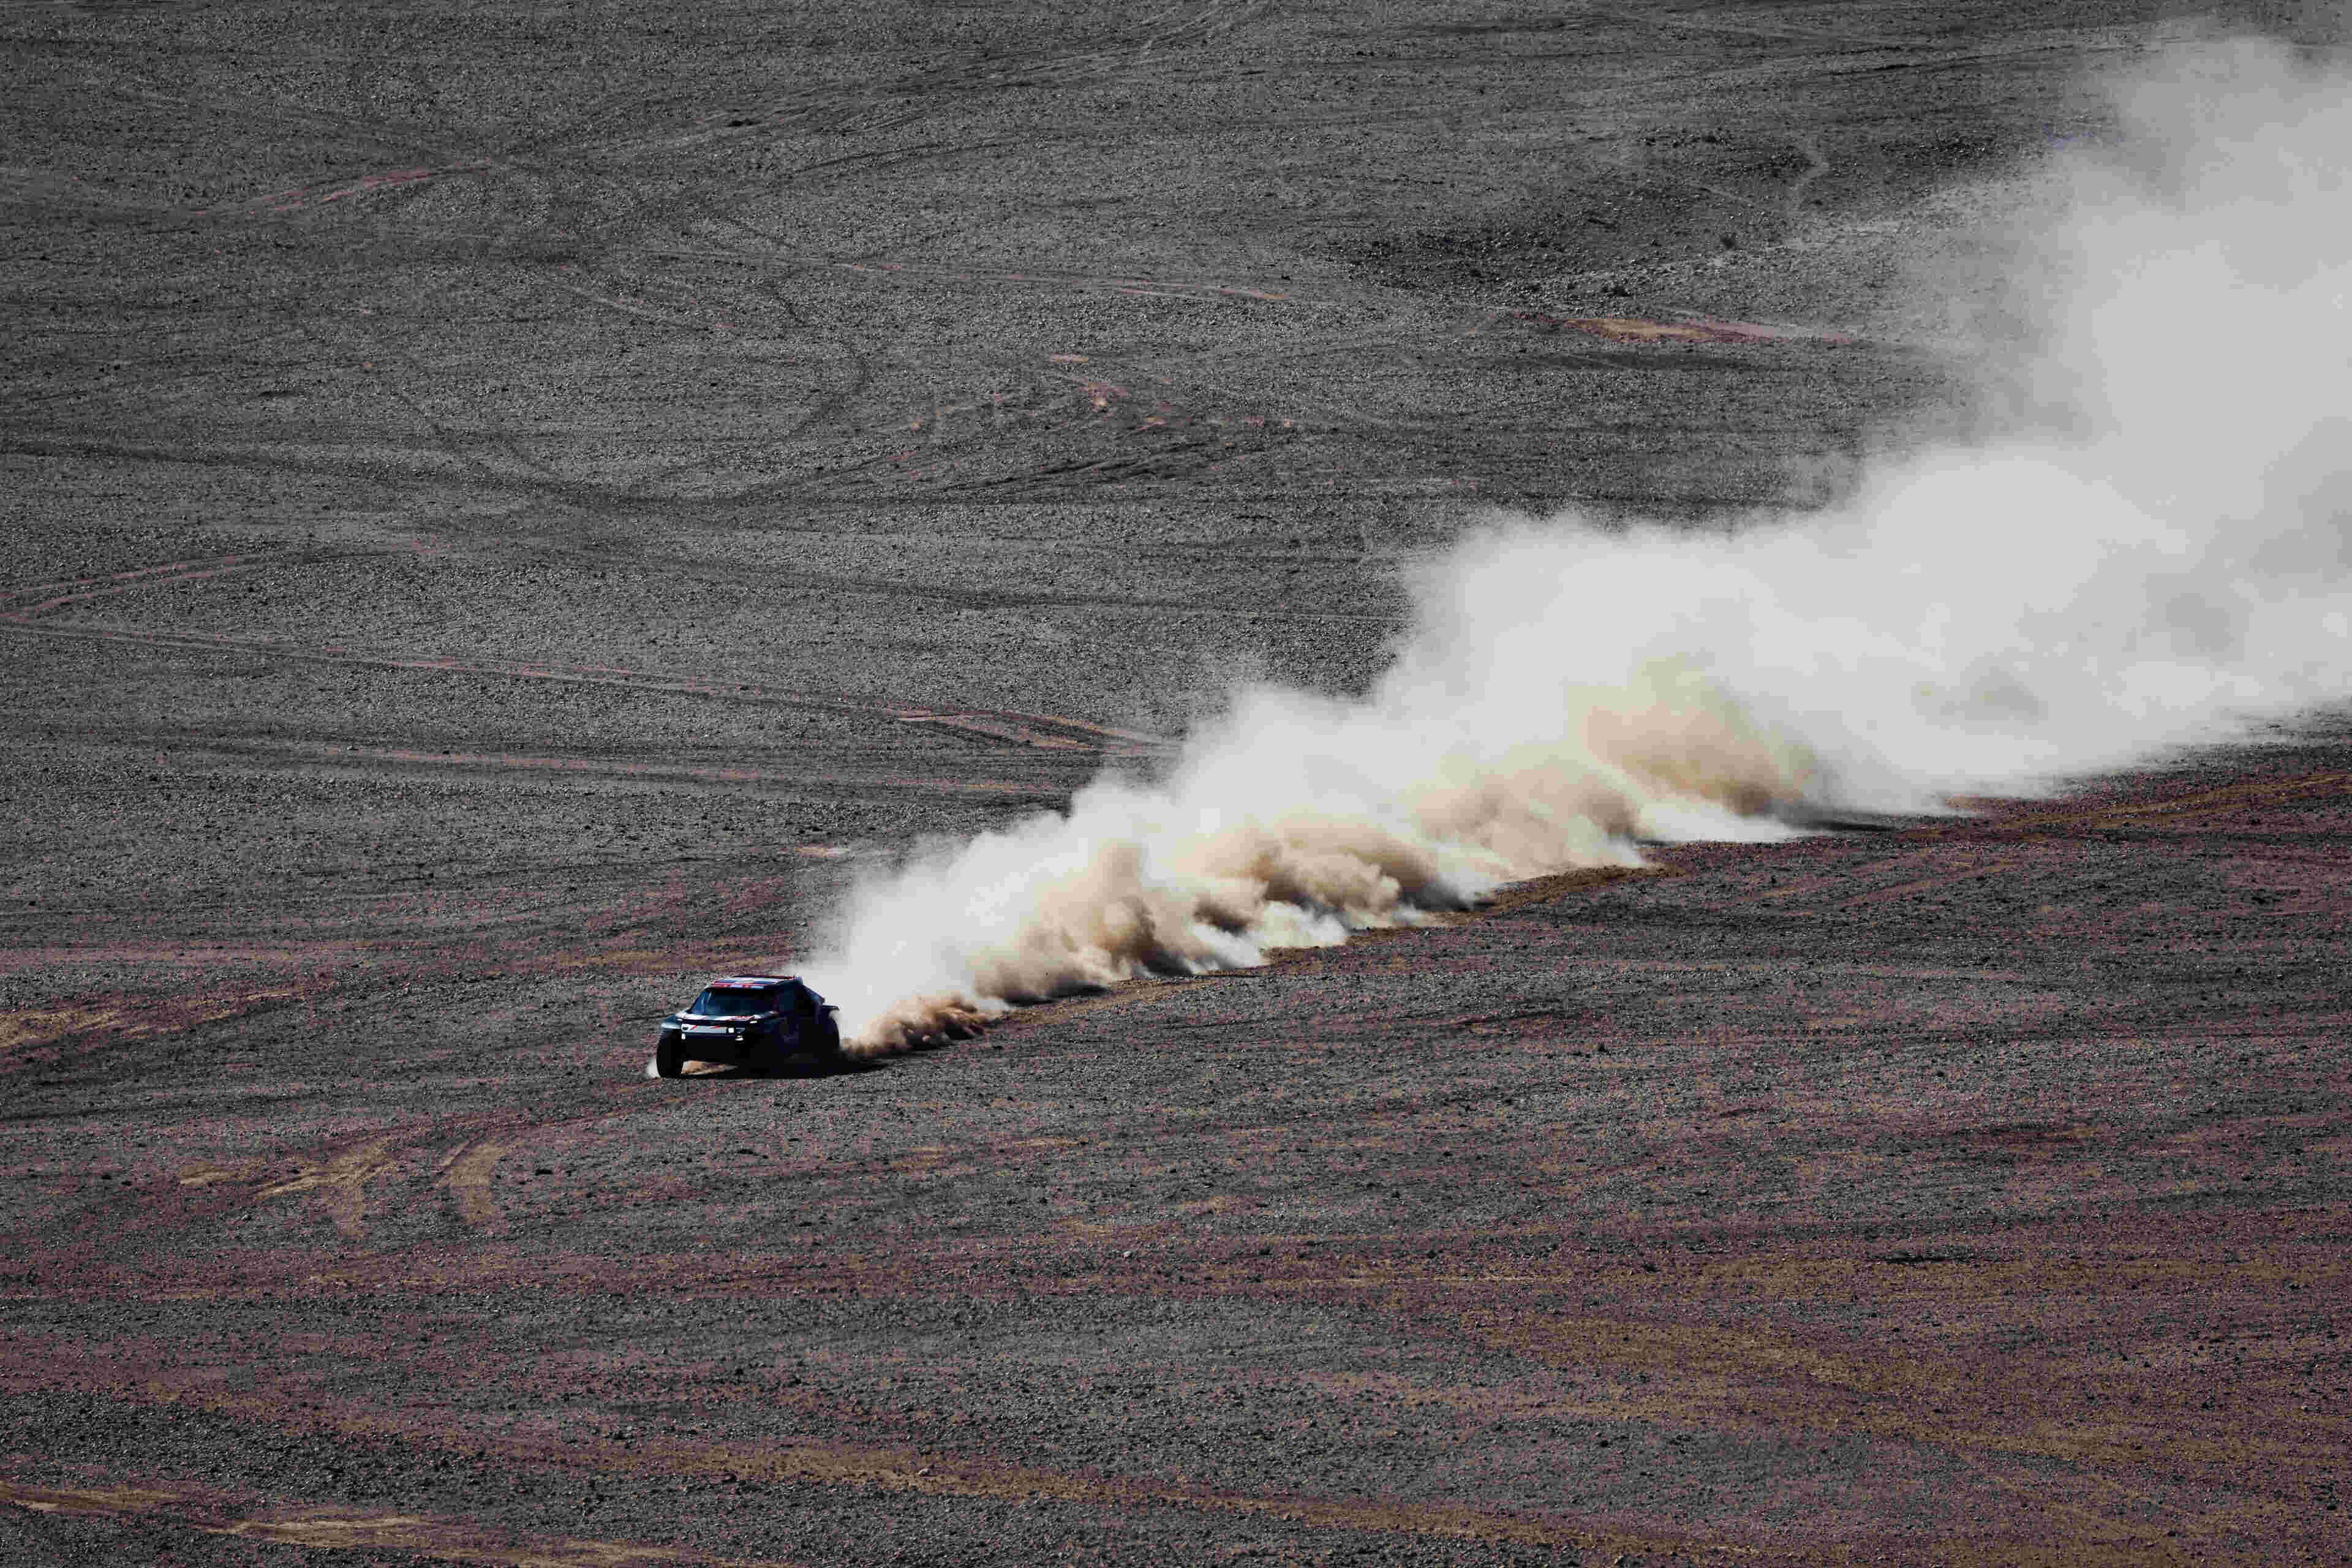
[690,987,775,1017]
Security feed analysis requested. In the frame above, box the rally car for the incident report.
[653,975,845,1077]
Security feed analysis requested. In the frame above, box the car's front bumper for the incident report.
[671,1025,760,1063]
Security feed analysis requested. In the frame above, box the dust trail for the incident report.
[805,36,2352,1052]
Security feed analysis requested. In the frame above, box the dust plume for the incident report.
[805,35,2352,1053]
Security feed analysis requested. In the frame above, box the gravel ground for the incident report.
[4,1,2347,1563]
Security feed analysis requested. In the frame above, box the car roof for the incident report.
[709,975,797,987]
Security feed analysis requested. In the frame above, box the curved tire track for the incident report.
[0,1476,790,1567]
[1,613,1166,758]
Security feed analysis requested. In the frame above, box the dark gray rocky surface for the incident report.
[4,2,2347,1563]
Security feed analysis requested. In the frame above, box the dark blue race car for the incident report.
[654,974,845,1077]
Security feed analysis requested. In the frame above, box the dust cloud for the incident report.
[804,36,2352,1052]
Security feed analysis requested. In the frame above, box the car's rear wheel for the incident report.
[813,1013,846,1069]
[654,1034,685,1079]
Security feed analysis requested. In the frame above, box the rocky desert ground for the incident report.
[4,0,2348,1563]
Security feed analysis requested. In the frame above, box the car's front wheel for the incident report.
[654,1033,685,1079]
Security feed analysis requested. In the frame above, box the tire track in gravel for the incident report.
[0,322,314,421]
[565,0,1275,169]
[0,1476,794,1567]
[211,634,1162,755]
[287,318,618,507]
[2,537,1378,691]
[76,1100,706,1264]
[1783,130,1832,225]
[1945,774,2352,839]
[53,72,739,499]
[489,4,1272,318]
[0,989,298,1063]
[439,1139,511,1233]
[34,36,1327,523]
[407,0,1278,356]
[0,552,1172,757]
[0,554,276,616]
[251,1137,402,1242]
[288,742,1076,801]
[1556,1,1929,49]
[0,1387,1713,1564]
[62,70,573,260]
[0,1341,2196,1567]
[658,233,1335,311]
[0,430,592,500]
[407,5,1288,508]
[643,231,1856,488]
